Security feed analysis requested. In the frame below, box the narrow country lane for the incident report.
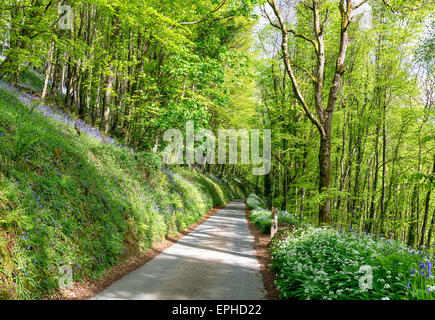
[92,200,267,300]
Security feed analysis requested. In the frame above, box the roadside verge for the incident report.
[244,204,280,300]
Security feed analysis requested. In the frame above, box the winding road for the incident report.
[92,200,267,300]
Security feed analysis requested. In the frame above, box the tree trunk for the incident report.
[379,105,387,234]
[420,155,435,246]
[264,172,272,210]
[427,208,435,248]
[42,41,55,99]
[319,131,332,225]
[368,126,380,233]
[102,68,114,134]
[266,0,356,226]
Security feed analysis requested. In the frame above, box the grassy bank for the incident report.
[0,85,243,299]
[271,226,435,300]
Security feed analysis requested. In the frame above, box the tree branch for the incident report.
[288,28,318,53]
[380,0,429,13]
[353,0,369,11]
[261,5,281,29]
[267,0,325,137]
[321,8,329,32]
[179,1,227,25]
[292,63,317,83]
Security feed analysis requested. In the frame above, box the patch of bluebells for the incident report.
[0,80,133,152]
[407,255,435,299]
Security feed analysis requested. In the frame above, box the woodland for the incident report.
[0,0,433,300]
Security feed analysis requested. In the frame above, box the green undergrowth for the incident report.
[270,226,435,300]
[246,193,264,211]
[246,193,300,234]
[0,87,242,299]
[19,67,46,92]
[249,209,300,234]
[246,192,434,300]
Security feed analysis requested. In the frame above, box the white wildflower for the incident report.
[427,286,435,292]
